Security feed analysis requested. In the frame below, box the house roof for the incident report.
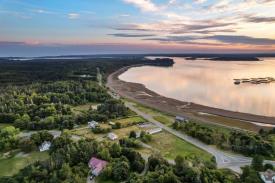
[88,157,108,175]
[108,133,118,138]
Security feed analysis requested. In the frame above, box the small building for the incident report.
[135,131,141,138]
[88,121,99,129]
[107,133,118,141]
[138,122,153,128]
[260,169,275,183]
[88,157,108,177]
[175,116,188,123]
[146,128,162,135]
[109,121,115,126]
[39,141,51,152]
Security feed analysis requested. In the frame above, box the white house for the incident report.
[260,169,275,183]
[107,133,118,141]
[146,128,162,135]
[39,141,51,152]
[88,121,99,129]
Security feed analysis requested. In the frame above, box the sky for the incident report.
[1,0,275,56]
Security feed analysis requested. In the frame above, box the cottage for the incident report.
[175,116,188,123]
[39,141,51,152]
[88,157,108,177]
[107,133,118,140]
[88,121,99,129]
[260,169,275,183]
[146,128,162,135]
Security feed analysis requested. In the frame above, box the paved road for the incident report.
[124,101,275,173]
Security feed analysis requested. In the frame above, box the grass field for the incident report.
[194,113,264,132]
[70,127,105,140]
[0,151,49,177]
[113,125,140,139]
[147,131,213,162]
[72,103,99,115]
[131,102,175,126]
[112,116,145,126]
[153,115,173,125]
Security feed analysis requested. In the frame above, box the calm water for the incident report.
[119,57,275,117]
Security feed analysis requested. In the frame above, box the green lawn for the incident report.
[72,103,99,115]
[0,151,49,177]
[131,102,175,125]
[113,116,145,126]
[147,132,213,162]
[153,115,173,125]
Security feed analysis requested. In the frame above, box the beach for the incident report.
[107,65,275,131]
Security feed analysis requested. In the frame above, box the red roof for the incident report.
[88,157,108,176]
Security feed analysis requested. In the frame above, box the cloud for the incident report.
[32,9,55,15]
[244,15,275,23]
[194,0,207,4]
[68,13,80,19]
[144,35,198,42]
[109,33,155,37]
[114,20,235,35]
[0,41,26,46]
[123,0,159,12]
[205,35,275,45]
[143,34,275,46]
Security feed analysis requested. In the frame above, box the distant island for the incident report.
[185,56,260,61]
[207,56,260,61]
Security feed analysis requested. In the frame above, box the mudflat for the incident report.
[107,65,275,131]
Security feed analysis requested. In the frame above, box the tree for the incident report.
[129,131,137,139]
[110,143,121,158]
[264,163,273,171]
[98,149,111,161]
[251,155,264,171]
[241,166,262,183]
[0,126,19,152]
[112,158,130,181]
[126,173,143,183]
[148,154,168,171]
[30,131,54,146]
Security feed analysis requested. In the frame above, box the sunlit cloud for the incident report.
[123,0,159,12]
[109,33,155,37]
[1,0,275,55]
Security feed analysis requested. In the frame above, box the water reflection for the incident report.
[119,57,275,117]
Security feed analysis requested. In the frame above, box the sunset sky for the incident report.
[1,0,275,56]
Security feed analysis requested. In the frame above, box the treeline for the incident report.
[0,126,19,152]
[173,121,275,158]
[0,57,174,86]
[0,133,243,183]
[0,80,130,130]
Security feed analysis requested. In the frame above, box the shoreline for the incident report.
[106,65,275,130]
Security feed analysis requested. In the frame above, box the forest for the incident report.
[173,121,275,159]
[0,133,241,183]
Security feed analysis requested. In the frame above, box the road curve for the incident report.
[107,88,275,173]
